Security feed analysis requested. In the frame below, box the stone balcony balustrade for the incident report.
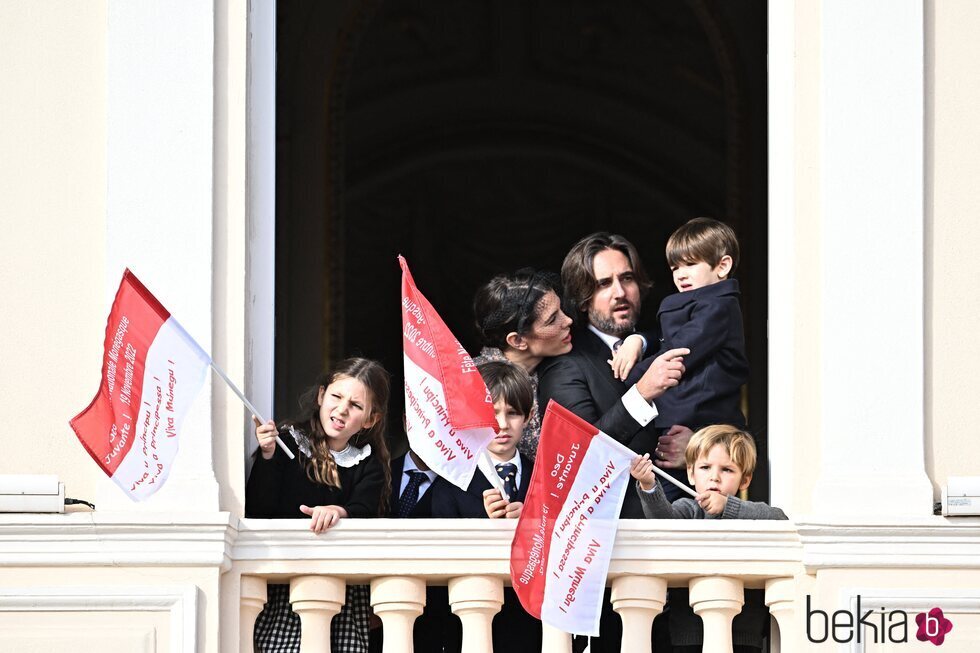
[5,513,977,651]
[232,518,803,653]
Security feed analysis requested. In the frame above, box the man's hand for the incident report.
[630,454,657,491]
[635,348,689,401]
[505,501,524,519]
[299,504,348,533]
[696,491,728,516]
[654,424,694,470]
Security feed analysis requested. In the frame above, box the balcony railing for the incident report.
[232,518,803,653]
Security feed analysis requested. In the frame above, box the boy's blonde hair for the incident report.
[666,217,740,273]
[684,425,757,478]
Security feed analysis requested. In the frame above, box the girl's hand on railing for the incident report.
[300,504,348,533]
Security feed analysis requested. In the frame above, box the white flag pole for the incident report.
[650,459,697,498]
[481,449,510,501]
[210,361,294,460]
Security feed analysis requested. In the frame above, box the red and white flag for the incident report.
[510,400,635,636]
[70,270,211,501]
[399,256,497,490]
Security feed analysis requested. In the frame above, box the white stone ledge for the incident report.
[4,515,978,574]
[798,516,980,570]
[0,512,234,568]
[232,518,802,584]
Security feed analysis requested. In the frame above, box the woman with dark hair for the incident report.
[471,269,574,458]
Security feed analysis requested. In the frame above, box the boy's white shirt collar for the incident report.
[478,450,522,497]
[399,451,437,498]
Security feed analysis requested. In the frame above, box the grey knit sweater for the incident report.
[636,478,788,520]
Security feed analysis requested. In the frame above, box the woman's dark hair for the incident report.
[473,268,562,350]
[286,357,392,515]
[478,360,534,419]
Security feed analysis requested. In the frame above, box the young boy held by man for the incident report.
[631,425,786,652]
[617,217,749,499]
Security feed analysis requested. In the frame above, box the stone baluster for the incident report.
[370,576,427,653]
[611,575,667,653]
[290,575,346,652]
[765,577,798,651]
[448,576,503,653]
[689,576,744,653]
[240,575,268,653]
[541,623,573,653]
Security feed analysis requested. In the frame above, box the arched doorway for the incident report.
[275,0,769,499]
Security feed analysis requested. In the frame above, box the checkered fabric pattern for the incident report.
[253,583,372,653]
[253,584,300,652]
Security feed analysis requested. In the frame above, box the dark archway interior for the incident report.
[275,0,769,499]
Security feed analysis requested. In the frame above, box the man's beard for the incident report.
[588,305,638,337]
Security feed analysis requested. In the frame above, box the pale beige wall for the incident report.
[926,0,980,498]
[0,3,107,500]
[0,566,221,651]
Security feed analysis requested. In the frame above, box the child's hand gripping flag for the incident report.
[399,256,498,490]
[510,400,635,636]
[69,270,211,501]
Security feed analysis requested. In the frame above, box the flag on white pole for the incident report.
[70,270,211,501]
[510,400,635,636]
[399,256,497,490]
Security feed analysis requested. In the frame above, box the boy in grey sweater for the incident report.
[631,425,786,652]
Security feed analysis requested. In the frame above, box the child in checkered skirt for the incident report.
[246,358,393,652]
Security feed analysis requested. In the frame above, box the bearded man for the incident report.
[538,232,693,513]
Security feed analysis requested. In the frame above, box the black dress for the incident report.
[246,428,385,653]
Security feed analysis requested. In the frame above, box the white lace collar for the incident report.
[332,442,372,467]
[287,426,371,467]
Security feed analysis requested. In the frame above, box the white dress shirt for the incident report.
[587,325,659,427]
[398,451,438,499]
[479,451,523,500]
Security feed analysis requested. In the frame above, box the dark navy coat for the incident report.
[627,278,748,430]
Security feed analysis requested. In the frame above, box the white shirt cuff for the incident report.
[622,385,658,426]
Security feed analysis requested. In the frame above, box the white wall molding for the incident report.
[0,585,197,653]
[104,0,220,512]
[6,515,980,581]
[245,0,277,481]
[766,0,797,514]
[814,0,933,517]
[0,513,234,568]
[838,589,980,652]
[798,517,980,570]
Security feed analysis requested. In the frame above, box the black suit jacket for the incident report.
[388,453,435,518]
[430,453,533,518]
[537,327,675,517]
